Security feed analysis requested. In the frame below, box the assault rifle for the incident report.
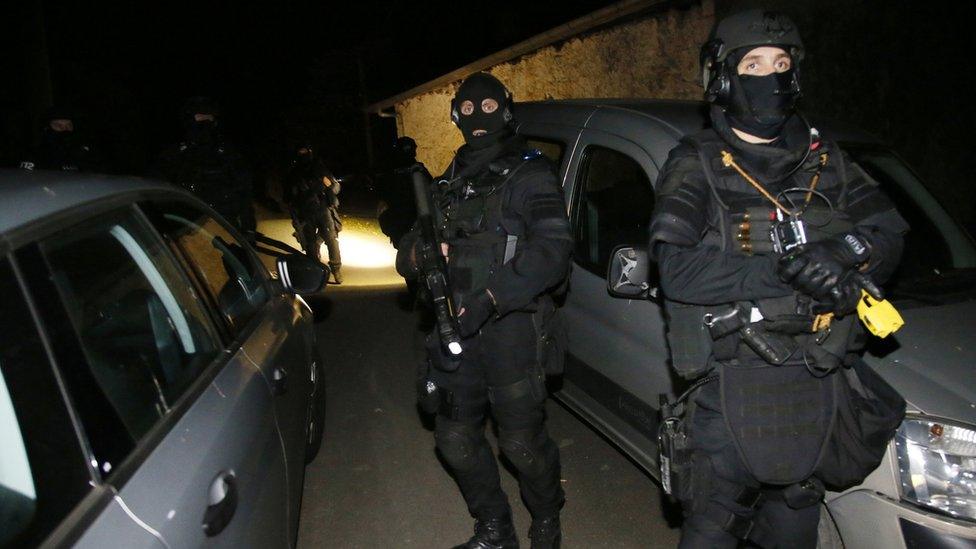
[288,206,315,258]
[411,167,463,362]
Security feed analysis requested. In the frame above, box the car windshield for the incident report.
[844,145,976,302]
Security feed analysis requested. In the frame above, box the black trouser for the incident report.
[295,208,341,267]
[679,380,821,549]
[431,312,564,520]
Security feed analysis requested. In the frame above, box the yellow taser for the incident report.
[857,290,905,338]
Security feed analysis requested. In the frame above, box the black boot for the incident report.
[528,516,560,549]
[452,515,519,549]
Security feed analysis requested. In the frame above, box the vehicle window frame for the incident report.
[137,197,277,347]
[570,144,657,277]
[518,125,584,192]
[13,203,236,492]
[0,254,103,547]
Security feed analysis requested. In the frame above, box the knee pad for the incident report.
[435,423,483,473]
[499,428,549,477]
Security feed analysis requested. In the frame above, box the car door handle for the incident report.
[273,367,288,396]
[202,471,238,537]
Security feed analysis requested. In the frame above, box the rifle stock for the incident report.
[412,168,463,362]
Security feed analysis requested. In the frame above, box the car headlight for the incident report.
[896,416,976,521]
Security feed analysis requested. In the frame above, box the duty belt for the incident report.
[704,303,831,366]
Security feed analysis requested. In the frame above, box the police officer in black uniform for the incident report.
[379,136,429,249]
[20,107,99,172]
[150,97,256,235]
[649,10,908,548]
[283,144,343,283]
[396,73,572,549]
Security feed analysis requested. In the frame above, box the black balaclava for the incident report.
[725,49,798,139]
[452,73,512,150]
[186,119,217,146]
[182,97,220,146]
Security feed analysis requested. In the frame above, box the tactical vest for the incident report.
[679,131,866,373]
[681,130,869,485]
[437,150,544,299]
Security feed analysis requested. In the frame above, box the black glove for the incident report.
[812,271,884,316]
[778,232,872,300]
[457,290,496,338]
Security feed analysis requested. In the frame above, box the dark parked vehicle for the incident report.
[514,99,976,548]
[0,171,327,548]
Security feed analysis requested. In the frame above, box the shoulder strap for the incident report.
[684,135,730,211]
[684,135,732,252]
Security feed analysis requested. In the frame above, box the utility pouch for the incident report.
[721,363,834,484]
[781,478,825,510]
[532,297,568,376]
[739,324,796,365]
[815,359,906,490]
[665,300,714,379]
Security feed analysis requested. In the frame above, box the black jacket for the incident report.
[150,137,255,234]
[650,108,907,306]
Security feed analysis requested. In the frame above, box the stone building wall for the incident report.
[396,1,715,175]
[392,0,974,226]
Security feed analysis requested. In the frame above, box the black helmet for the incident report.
[701,9,804,104]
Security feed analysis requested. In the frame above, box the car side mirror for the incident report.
[277,254,329,295]
[606,245,659,301]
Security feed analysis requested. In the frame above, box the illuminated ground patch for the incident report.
[256,215,405,289]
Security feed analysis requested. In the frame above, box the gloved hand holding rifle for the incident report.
[411,167,464,363]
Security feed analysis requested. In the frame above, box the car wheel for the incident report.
[304,353,327,464]
[817,503,844,548]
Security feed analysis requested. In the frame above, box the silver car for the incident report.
[514,99,976,547]
[0,171,327,548]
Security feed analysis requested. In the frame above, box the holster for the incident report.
[659,396,695,502]
[416,358,440,414]
[705,303,798,365]
[531,296,568,376]
[658,375,717,503]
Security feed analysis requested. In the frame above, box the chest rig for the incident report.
[436,150,542,296]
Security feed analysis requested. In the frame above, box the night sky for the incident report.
[6,0,616,173]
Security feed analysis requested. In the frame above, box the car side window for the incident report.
[573,145,656,275]
[143,200,270,336]
[844,147,958,284]
[525,137,566,166]
[0,367,37,546]
[39,209,222,474]
[0,258,93,547]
